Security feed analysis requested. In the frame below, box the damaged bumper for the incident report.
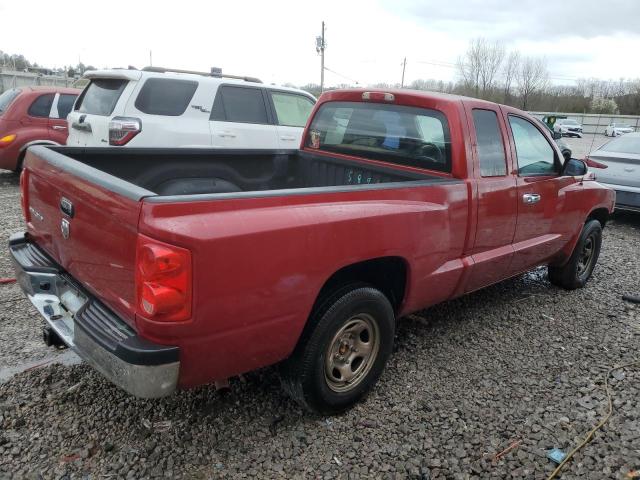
[9,232,179,398]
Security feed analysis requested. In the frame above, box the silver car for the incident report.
[588,132,640,212]
[604,122,635,137]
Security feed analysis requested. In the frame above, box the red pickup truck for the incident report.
[11,89,614,414]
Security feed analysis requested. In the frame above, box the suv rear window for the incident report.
[76,79,128,116]
[306,101,451,172]
[134,78,198,116]
[0,88,21,115]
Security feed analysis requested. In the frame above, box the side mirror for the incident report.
[552,131,563,140]
[563,158,587,176]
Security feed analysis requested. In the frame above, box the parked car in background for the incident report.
[586,132,640,212]
[605,122,635,137]
[13,89,613,414]
[535,117,572,160]
[0,86,80,171]
[66,67,316,149]
[554,118,583,138]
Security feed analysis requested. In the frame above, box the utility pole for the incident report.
[316,21,326,93]
[149,50,153,67]
[401,57,407,88]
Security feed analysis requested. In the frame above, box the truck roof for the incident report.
[318,88,503,109]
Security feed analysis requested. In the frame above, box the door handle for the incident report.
[280,135,296,141]
[218,131,236,138]
[522,193,541,204]
[52,125,67,131]
[71,121,92,132]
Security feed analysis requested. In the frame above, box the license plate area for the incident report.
[27,276,88,348]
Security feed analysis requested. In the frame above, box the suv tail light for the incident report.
[136,235,192,323]
[19,169,29,221]
[109,117,141,146]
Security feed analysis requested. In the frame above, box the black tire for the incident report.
[549,220,602,290]
[280,284,395,415]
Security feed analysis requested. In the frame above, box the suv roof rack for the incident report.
[141,66,262,84]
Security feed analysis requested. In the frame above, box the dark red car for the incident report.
[0,86,80,171]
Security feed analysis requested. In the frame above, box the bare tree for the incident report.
[503,51,520,103]
[456,38,483,96]
[516,56,549,110]
[478,40,505,97]
[457,38,505,99]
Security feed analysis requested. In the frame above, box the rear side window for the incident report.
[306,101,451,172]
[134,78,198,116]
[0,88,21,114]
[28,94,55,118]
[210,86,269,124]
[56,94,77,119]
[76,79,128,116]
[270,92,315,127]
[472,109,507,177]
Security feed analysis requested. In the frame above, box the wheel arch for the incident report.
[313,256,409,316]
[17,140,61,170]
[586,207,609,228]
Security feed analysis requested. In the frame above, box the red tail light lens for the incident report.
[19,169,29,221]
[136,235,192,322]
[109,117,141,146]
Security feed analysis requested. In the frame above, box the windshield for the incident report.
[0,88,21,115]
[306,101,452,172]
[599,135,640,155]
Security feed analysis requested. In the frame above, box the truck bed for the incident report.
[39,147,451,200]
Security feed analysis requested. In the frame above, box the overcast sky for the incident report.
[1,0,639,87]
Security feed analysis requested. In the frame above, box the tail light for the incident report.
[109,117,141,146]
[19,169,29,221]
[0,133,17,148]
[136,235,192,323]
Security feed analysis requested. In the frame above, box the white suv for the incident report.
[66,67,316,149]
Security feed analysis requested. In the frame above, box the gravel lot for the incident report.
[562,134,609,160]
[0,164,639,479]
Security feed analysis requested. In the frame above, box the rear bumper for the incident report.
[9,232,179,398]
[600,183,640,212]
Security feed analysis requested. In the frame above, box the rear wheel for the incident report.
[549,220,602,290]
[280,285,395,414]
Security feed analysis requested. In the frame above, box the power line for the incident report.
[323,66,359,85]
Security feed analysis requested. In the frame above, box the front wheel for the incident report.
[280,285,395,414]
[549,220,602,290]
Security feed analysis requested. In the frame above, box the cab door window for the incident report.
[508,115,559,176]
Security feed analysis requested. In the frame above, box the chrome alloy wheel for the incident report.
[324,314,380,393]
